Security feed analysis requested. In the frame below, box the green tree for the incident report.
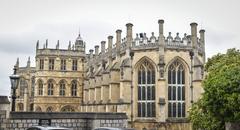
[189,48,240,130]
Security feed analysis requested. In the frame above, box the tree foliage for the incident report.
[189,48,240,130]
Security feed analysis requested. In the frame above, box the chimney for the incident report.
[116,29,122,58]
[126,23,133,49]
[95,45,99,55]
[190,22,198,49]
[89,49,94,59]
[101,41,106,54]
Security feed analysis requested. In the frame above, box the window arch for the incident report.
[168,59,186,118]
[35,106,42,112]
[19,79,27,97]
[46,106,53,112]
[38,80,43,96]
[71,80,77,96]
[59,80,66,96]
[60,105,75,112]
[47,80,54,96]
[137,59,156,117]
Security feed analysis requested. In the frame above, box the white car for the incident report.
[27,126,72,130]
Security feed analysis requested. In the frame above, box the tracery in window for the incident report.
[168,59,185,118]
[137,59,155,117]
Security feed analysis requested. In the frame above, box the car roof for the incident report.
[28,126,70,130]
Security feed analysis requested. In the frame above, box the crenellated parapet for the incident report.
[85,19,206,79]
[36,34,85,57]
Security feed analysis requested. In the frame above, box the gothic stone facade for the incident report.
[12,19,205,129]
[13,35,85,112]
[81,20,205,129]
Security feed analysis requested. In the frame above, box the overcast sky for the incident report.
[0,0,239,96]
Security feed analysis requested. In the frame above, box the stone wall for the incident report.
[0,112,128,130]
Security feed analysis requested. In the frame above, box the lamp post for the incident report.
[189,50,194,105]
[9,66,20,111]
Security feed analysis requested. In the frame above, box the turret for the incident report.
[190,22,198,50]
[75,33,84,51]
[158,19,165,50]
[116,29,122,59]
[108,36,113,67]
[158,19,165,79]
[126,23,133,49]
[95,45,99,56]
[200,29,206,63]
[89,49,94,59]
[101,41,106,54]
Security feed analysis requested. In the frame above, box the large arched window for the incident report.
[47,80,54,96]
[168,59,185,118]
[19,79,27,97]
[71,80,77,96]
[38,80,43,96]
[137,59,156,117]
[59,80,66,96]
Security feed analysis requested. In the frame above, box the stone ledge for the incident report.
[10,112,128,120]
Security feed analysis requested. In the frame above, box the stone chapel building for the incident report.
[11,19,205,129]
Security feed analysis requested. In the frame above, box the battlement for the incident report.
[36,48,85,57]
[86,20,205,67]
[36,33,86,57]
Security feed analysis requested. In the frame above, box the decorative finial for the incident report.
[68,41,71,50]
[56,40,60,49]
[15,58,19,67]
[27,56,30,67]
[46,39,48,48]
[36,40,39,50]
